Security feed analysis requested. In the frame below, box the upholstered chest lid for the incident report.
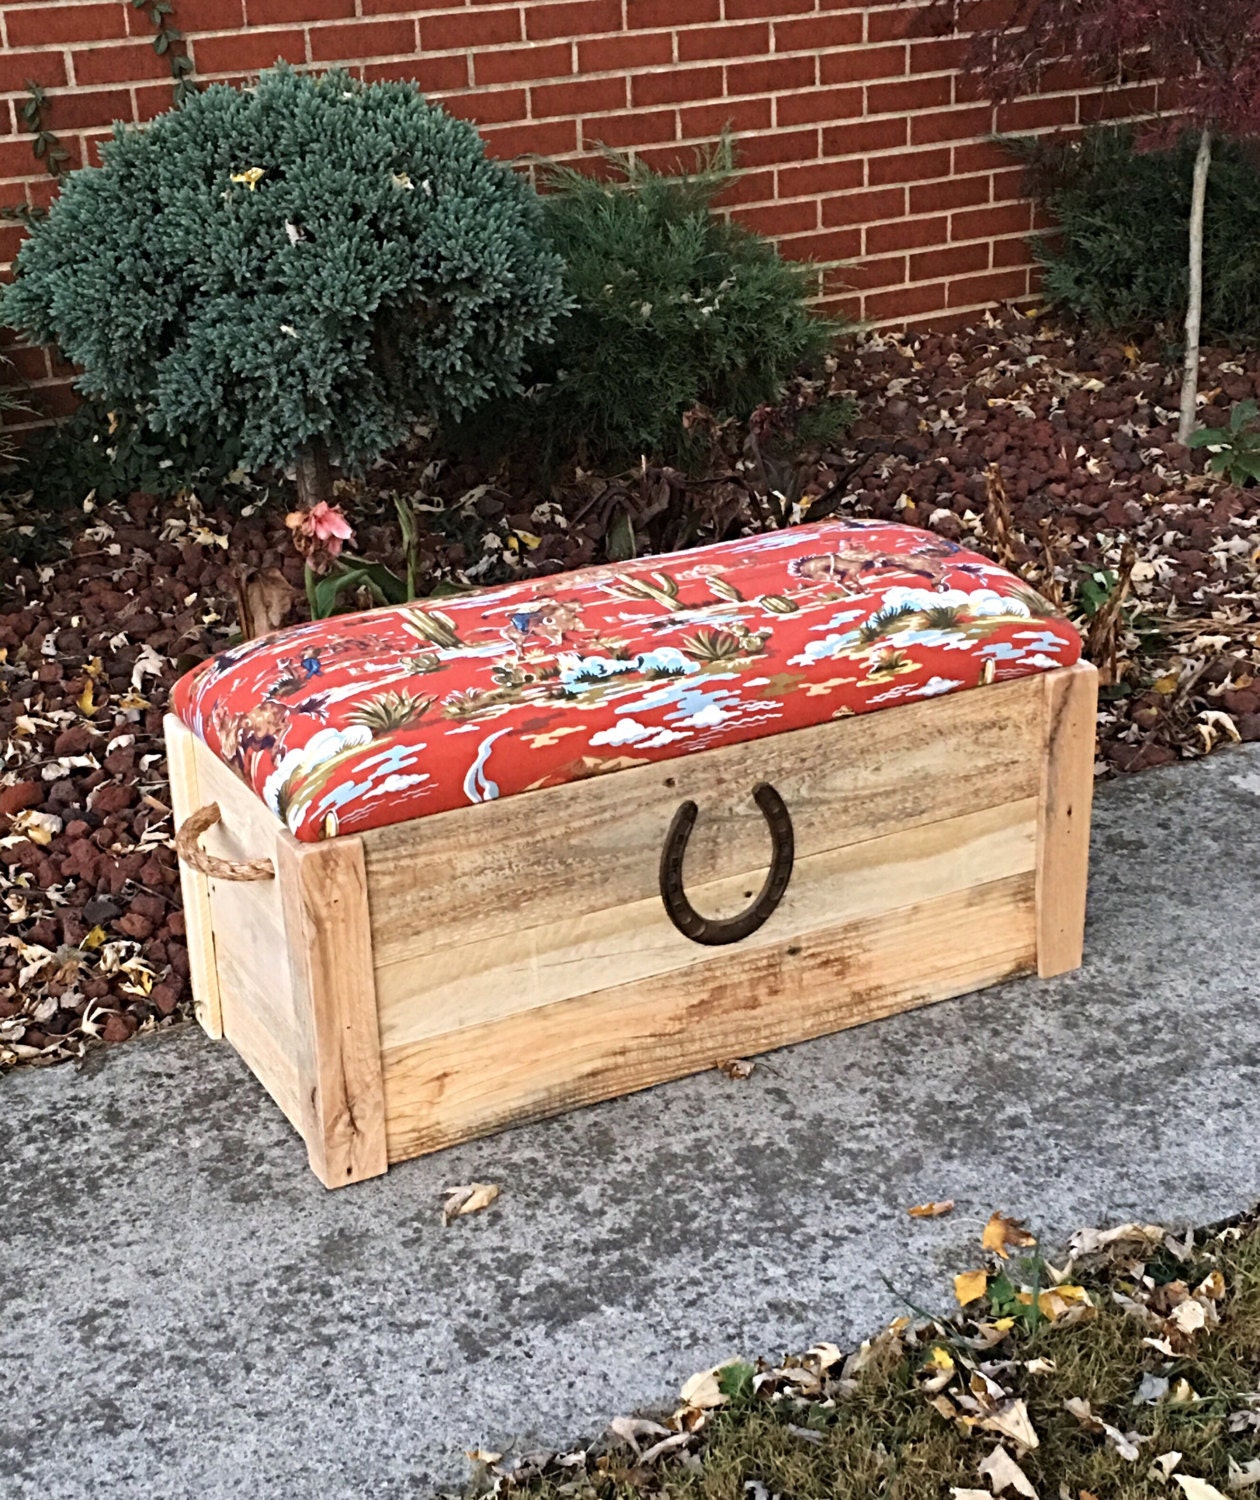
[170,518,1083,841]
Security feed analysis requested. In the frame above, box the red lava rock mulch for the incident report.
[2,308,1258,1071]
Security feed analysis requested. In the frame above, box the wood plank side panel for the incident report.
[162,714,222,1038]
[380,873,1038,1163]
[191,742,308,1133]
[360,675,1047,971]
[1035,661,1098,977]
[277,838,388,1188]
[375,796,1038,1051]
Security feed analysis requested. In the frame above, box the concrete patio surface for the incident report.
[2,746,1259,1500]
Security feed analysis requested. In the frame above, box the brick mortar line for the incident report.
[0,20,991,50]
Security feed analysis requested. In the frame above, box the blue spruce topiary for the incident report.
[3,64,567,499]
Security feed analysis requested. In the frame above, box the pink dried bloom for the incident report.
[286,502,355,564]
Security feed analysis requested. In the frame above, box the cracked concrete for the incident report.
[2,746,1258,1499]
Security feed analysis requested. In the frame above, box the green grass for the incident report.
[488,1211,1260,1500]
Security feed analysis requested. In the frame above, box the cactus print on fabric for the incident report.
[170,519,1083,841]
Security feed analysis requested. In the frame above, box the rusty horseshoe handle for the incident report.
[659,781,794,946]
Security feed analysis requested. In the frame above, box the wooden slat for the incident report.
[192,744,299,1049]
[374,795,1038,1051]
[163,715,222,1039]
[277,837,388,1189]
[380,872,1037,1162]
[218,984,306,1134]
[1035,661,1098,977]
[361,675,1046,970]
[190,740,310,1132]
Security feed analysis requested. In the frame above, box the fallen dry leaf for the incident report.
[441,1182,500,1225]
[955,1268,989,1305]
[1154,1452,1185,1480]
[979,1443,1039,1498]
[1064,1397,1148,1461]
[715,1057,755,1079]
[1068,1222,1166,1259]
[983,1212,1038,1259]
[679,1359,746,1410]
[607,1416,671,1454]
[979,1398,1039,1451]
[1197,1269,1227,1301]
[1172,1298,1208,1335]
[910,1199,956,1218]
[1017,1284,1093,1322]
[639,1431,692,1465]
[464,1449,503,1465]
[1176,1478,1230,1500]
[1228,1458,1260,1490]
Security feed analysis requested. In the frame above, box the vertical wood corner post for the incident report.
[276,836,389,1189]
[1035,661,1099,978]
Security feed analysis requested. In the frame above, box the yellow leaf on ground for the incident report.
[1196,1269,1226,1301]
[928,1347,955,1372]
[955,1269,989,1305]
[1016,1284,1092,1321]
[910,1200,956,1218]
[983,1213,1037,1259]
[77,681,96,716]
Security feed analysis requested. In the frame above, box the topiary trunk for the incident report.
[294,440,333,511]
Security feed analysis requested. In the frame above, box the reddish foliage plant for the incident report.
[943,0,1260,135]
[936,0,1260,441]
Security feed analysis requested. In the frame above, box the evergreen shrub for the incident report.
[455,145,841,472]
[1013,127,1260,340]
[3,65,567,481]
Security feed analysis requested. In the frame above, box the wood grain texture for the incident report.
[277,837,388,1188]
[361,675,1046,971]
[380,872,1038,1162]
[1036,661,1098,977]
[190,740,307,1130]
[163,715,222,1039]
[374,796,1038,1051]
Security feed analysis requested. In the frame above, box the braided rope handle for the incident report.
[175,802,275,882]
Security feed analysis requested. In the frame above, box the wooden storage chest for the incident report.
[165,657,1095,1189]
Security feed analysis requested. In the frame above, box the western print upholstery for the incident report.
[171,519,1083,840]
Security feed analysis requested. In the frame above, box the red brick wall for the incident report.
[0,0,1147,414]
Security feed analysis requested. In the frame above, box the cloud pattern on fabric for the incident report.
[172,520,1082,840]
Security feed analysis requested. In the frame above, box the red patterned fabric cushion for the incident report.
[171,519,1082,841]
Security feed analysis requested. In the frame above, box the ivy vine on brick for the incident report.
[131,0,196,104]
[21,85,70,179]
[0,85,68,224]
